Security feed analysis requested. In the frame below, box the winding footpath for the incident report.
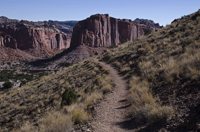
[92,58,133,132]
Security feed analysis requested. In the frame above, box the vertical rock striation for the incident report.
[71,14,144,48]
[0,20,71,50]
[0,31,17,49]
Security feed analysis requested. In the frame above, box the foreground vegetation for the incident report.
[0,58,113,131]
[99,9,200,130]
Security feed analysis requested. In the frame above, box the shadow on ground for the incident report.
[29,46,76,67]
[115,116,168,132]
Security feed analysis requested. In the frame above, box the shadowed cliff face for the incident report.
[0,31,17,49]
[70,14,144,48]
[0,21,71,50]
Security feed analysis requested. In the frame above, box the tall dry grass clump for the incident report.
[128,76,174,123]
[39,112,73,132]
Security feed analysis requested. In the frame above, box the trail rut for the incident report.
[92,58,133,132]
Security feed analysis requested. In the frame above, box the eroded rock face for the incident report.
[133,18,161,33]
[0,16,19,23]
[71,14,144,48]
[33,20,78,37]
[0,31,17,49]
[0,20,71,50]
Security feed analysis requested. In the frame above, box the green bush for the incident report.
[144,29,151,35]
[61,89,77,107]
[121,40,127,43]
[109,45,116,49]
[3,81,14,88]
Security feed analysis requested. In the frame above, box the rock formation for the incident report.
[133,18,161,33]
[0,20,71,60]
[0,16,78,37]
[33,20,78,37]
[0,31,17,49]
[71,14,144,48]
[0,16,19,23]
[0,20,70,50]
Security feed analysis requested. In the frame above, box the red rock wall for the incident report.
[0,31,17,49]
[71,14,144,48]
[0,22,71,50]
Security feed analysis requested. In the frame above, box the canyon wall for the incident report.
[71,14,144,48]
[0,20,71,50]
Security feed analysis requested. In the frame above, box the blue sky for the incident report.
[1,0,200,26]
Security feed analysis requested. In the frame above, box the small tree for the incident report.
[61,89,77,107]
[3,81,14,88]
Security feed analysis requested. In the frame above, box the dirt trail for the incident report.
[92,58,133,132]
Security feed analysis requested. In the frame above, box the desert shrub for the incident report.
[109,44,116,49]
[39,72,48,77]
[0,70,14,81]
[128,89,154,107]
[191,11,200,20]
[104,68,110,74]
[101,84,112,94]
[71,109,91,124]
[20,80,27,87]
[3,81,14,88]
[120,66,131,73]
[0,74,9,82]
[112,61,122,69]
[128,76,174,124]
[134,104,174,124]
[16,122,35,132]
[84,92,103,108]
[61,89,77,107]
[144,29,151,35]
[39,112,73,132]
[121,40,127,43]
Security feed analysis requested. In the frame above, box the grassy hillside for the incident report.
[99,9,200,131]
[0,58,113,131]
[1,9,200,132]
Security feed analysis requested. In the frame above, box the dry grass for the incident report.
[134,104,174,124]
[127,76,174,123]
[101,84,112,94]
[83,92,103,108]
[39,111,73,132]
[0,58,114,131]
[71,109,92,124]
[14,122,36,132]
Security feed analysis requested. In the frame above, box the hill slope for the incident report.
[0,58,113,131]
[99,9,200,131]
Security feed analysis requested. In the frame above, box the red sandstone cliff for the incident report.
[71,14,144,48]
[0,20,71,60]
[0,21,70,50]
[0,31,17,49]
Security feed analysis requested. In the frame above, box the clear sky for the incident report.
[1,0,200,26]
